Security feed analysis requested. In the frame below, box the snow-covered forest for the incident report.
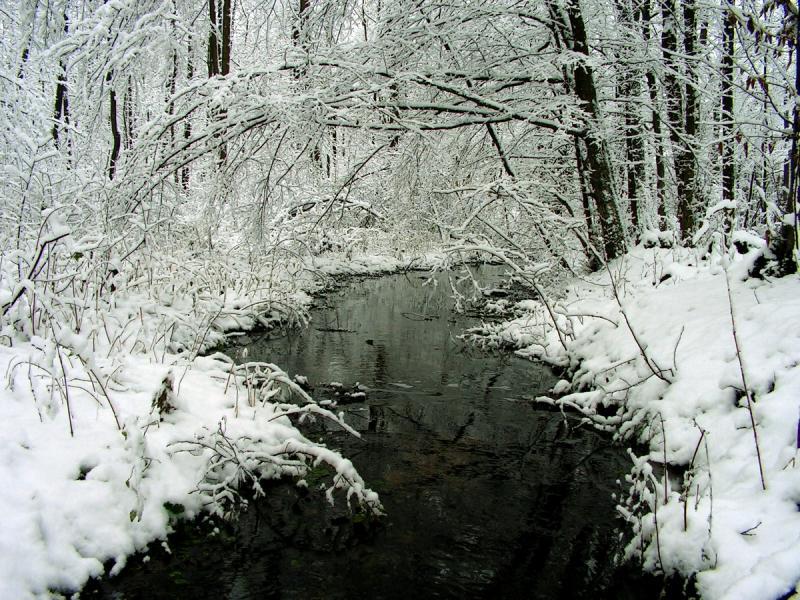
[1,0,799,598]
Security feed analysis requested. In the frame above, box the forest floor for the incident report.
[470,243,800,600]
[1,244,799,599]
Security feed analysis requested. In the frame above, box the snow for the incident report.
[3,239,799,599]
[0,250,442,599]
[469,244,800,599]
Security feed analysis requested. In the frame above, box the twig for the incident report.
[87,368,122,431]
[704,435,714,536]
[724,266,766,490]
[556,310,619,327]
[55,343,74,437]
[2,232,70,316]
[659,412,668,505]
[672,325,685,373]
[605,261,671,383]
[683,425,706,531]
[739,521,762,536]
[651,477,665,573]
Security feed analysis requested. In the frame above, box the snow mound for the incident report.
[470,244,800,600]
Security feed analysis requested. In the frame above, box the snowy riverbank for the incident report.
[469,244,800,600]
[0,250,441,599]
[4,241,798,599]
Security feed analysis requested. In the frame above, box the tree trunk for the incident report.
[661,0,697,242]
[208,0,232,76]
[720,1,736,242]
[614,0,646,237]
[17,1,38,80]
[123,77,135,150]
[53,68,70,145]
[771,5,798,274]
[545,0,625,262]
[575,136,603,270]
[208,0,220,77]
[682,0,700,218]
[208,0,232,163]
[52,9,71,150]
[641,0,667,229]
[565,0,626,260]
[168,45,178,183]
[221,0,231,76]
[293,0,311,75]
[108,85,121,180]
[181,36,193,190]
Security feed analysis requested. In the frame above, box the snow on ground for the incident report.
[468,244,800,599]
[5,238,796,599]
[0,249,446,599]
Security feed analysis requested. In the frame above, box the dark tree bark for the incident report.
[682,0,699,203]
[53,68,70,145]
[207,0,232,163]
[18,2,43,78]
[168,52,177,144]
[292,0,311,74]
[208,0,231,77]
[208,0,220,77]
[565,0,626,260]
[574,136,603,270]
[547,0,625,262]
[614,0,646,236]
[123,77,135,150]
[168,42,178,183]
[221,0,231,76]
[661,0,697,242]
[108,84,121,180]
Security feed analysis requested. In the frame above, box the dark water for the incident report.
[86,266,673,599]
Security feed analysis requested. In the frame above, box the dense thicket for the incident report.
[1,0,797,333]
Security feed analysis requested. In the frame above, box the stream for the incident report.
[86,265,672,599]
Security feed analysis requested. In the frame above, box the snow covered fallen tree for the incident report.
[466,244,800,600]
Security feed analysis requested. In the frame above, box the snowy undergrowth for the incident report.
[0,242,442,599]
[468,244,800,600]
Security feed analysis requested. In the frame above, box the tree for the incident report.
[208,0,232,77]
[640,0,669,232]
[4,0,794,294]
[767,0,799,274]
[661,0,699,241]
[720,1,736,242]
[731,0,797,274]
[559,0,628,260]
[52,8,71,151]
[614,0,647,236]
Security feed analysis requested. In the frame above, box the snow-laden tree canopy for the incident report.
[3,0,795,300]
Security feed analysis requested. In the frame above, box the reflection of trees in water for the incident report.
[372,342,388,386]
[95,268,648,600]
[368,404,385,433]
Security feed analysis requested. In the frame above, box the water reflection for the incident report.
[86,266,670,599]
